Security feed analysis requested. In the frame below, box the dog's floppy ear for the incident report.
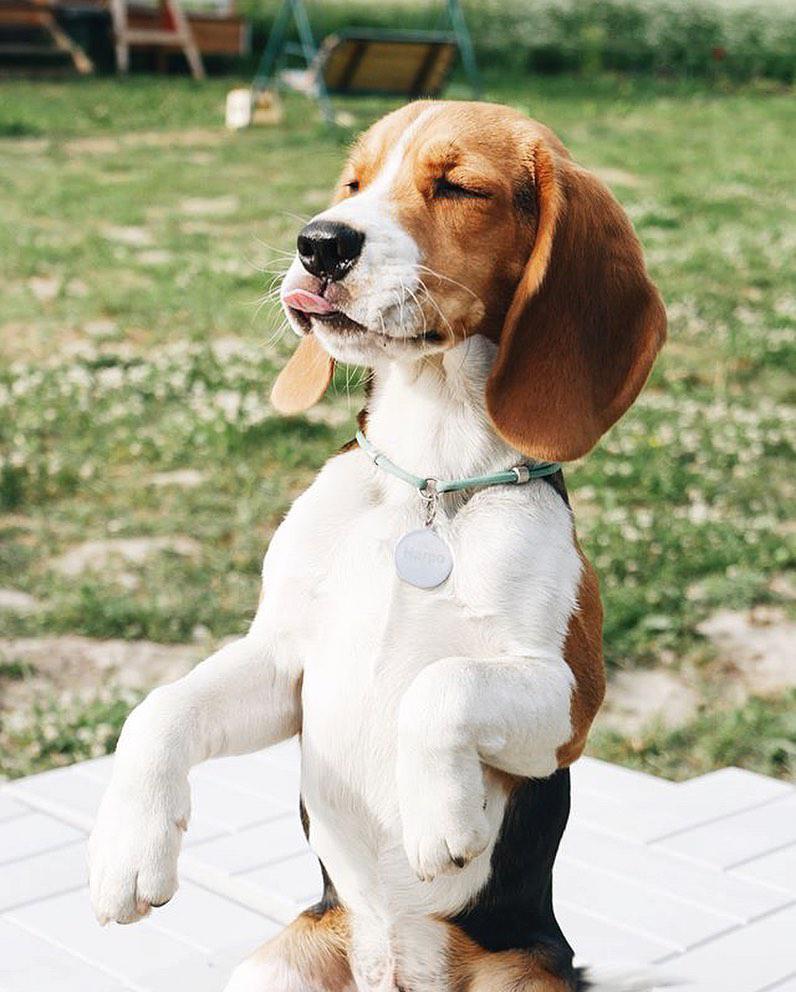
[486,140,666,462]
[271,335,334,416]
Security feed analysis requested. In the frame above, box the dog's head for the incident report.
[275,101,666,461]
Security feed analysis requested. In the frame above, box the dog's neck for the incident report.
[364,336,523,482]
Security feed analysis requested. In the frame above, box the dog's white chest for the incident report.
[298,493,476,804]
[271,459,490,868]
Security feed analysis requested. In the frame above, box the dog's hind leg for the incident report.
[447,925,575,992]
[458,951,574,992]
[224,905,354,992]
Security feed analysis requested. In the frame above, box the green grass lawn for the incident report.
[0,73,793,780]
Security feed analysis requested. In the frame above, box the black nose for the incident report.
[297,220,365,282]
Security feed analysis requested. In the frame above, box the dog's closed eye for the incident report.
[433,177,491,200]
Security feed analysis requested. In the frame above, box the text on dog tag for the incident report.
[394,528,453,589]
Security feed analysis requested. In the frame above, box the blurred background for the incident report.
[0,0,793,783]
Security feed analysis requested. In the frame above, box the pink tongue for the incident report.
[282,288,334,315]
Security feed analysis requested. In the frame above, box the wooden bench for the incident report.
[284,29,458,99]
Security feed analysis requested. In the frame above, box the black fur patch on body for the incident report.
[299,796,340,917]
[449,769,578,988]
[301,775,580,988]
[542,467,570,507]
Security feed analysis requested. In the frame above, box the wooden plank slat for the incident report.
[122,27,182,43]
[320,36,457,97]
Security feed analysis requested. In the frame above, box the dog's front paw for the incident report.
[397,739,493,882]
[401,807,492,882]
[88,778,189,925]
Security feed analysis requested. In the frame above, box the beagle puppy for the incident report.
[88,101,666,992]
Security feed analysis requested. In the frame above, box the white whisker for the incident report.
[278,210,311,226]
[400,281,429,336]
[416,277,455,342]
[252,236,296,257]
[415,263,481,302]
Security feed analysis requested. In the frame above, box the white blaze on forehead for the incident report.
[367,104,446,198]
[324,103,445,225]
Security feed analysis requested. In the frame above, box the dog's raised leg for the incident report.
[397,654,577,882]
[88,627,302,925]
[224,905,354,992]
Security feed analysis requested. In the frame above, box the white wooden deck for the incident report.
[0,742,794,992]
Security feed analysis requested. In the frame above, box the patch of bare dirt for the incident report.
[599,605,795,735]
[136,249,175,267]
[598,668,701,734]
[148,469,206,488]
[27,275,61,303]
[0,322,50,362]
[0,590,41,614]
[698,606,795,697]
[179,195,239,217]
[51,536,201,579]
[83,318,119,339]
[102,225,154,248]
[2,137,49,155]
[28,128,229,157]
[66,278,89,297]
[0,635,207,709]
[0,514,35,530]
[179,220,216,235]
[770,573,795,600]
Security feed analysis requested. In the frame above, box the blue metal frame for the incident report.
[253,0,334,123]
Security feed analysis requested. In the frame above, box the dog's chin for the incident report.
[288,308,446,367]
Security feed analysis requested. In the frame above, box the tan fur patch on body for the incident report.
[242,910,572,992]
[447,923,572,992]
[557,545,605,767]
[243,906,353,991]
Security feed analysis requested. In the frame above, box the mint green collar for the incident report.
[355,430,560,495]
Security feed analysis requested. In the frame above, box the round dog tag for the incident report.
[394,528,453,589]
